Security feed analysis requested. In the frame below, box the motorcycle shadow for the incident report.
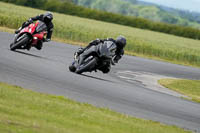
[81,74,114,83]
[13,50,46,59]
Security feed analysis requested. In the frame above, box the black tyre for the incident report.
[10,34,30,51]
[75,57,97,74]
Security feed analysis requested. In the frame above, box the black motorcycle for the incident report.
[69,41,117,74]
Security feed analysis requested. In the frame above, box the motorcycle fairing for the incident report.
[97,41,117,58]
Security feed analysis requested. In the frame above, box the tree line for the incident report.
[2,0,200,40]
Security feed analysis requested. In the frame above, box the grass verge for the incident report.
[0,82,191,133]
[0,2,200,68]
[159,79,200,103]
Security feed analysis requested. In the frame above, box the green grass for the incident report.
[159,79,200,103]
[0,82,191,133]
[1,2,200,67]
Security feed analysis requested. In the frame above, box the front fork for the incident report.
[14,33,19,43]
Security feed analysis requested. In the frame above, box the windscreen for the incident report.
[35,21,47,33]
[98,41,117,58]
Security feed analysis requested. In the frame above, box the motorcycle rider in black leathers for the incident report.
[77,36,126,73]
[15,12,54,50]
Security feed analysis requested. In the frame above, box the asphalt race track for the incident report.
[0,32,200,132]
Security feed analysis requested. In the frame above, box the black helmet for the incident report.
[43,12,53,23]
[116,35,126,48]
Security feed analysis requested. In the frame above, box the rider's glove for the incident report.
[24,19,33,26]
[28,18,33,24]
[24,21,30,26]
[74,48,83,59]
[77,48,84,55]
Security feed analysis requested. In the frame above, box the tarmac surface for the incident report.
[0,32,200,132]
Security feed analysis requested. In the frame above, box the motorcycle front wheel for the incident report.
[10,34,30,51]
[69,63,76,72]
[75,57,97,74]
